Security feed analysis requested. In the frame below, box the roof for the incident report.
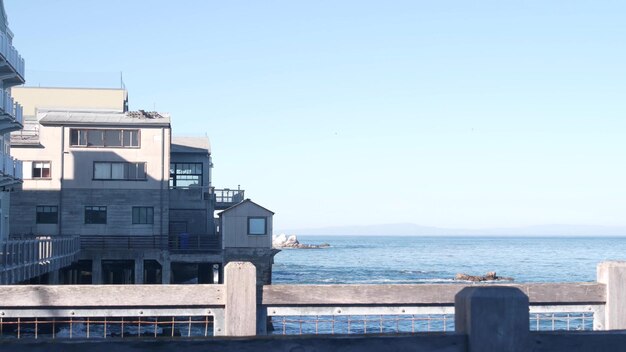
[38,110,171,127]
[171,136,211,154]
[219,199,275,216]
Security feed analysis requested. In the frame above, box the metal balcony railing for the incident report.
[0,31,25,79]
[214,188,245,209]
[0,90,23,125]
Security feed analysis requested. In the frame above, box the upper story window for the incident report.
[94,162,147,180]
[170,163,203,188]
[32,161,51,179]
[248,217,267,235]
[70,129,140,148]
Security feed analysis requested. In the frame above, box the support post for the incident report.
[597,261,626,330]
[224,261,257,336]
[455,287,529,352]
[91,259,102,284]
[134,259,144,284]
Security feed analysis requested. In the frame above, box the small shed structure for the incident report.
[219,199,274,249]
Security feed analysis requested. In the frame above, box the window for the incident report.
[93,162,147,180]
[36,206,58,224]
[248,217,267,235]
[132,207,154,224]
[85,206,107,224]
[32,161,51,179]
[70,129,140,148]
[169,163,203,188]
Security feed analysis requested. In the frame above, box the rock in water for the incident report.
[454,271,513,282]
[272,234,330,249]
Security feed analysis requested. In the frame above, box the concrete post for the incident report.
[134,259,144,284]
[91,259,102,284]
[597,261,626,330]
[224,261,257,336]
[47,269,60,285]
[455,287,529,352]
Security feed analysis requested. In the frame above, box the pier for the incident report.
[2,261,626,351]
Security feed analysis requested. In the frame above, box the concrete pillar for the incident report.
[91,259,102,284]
[161,261,171,284]
[597,261,626,330]
[455,286,529,352]
[134,259,144,284]
[224,261,257,336]
[47,270,60,285]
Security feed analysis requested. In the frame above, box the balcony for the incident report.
[0,154,22,187]
[0,90,23,133]
[214,188,245,210]
[79,235,221,253]
[0,31,25,85]
[11,121,39,146]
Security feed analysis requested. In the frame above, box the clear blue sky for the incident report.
[6,1,626,230]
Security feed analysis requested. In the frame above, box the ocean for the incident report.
[272,236,626,284]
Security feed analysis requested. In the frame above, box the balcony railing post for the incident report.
[455,287,530,352]
[597,261,626,330]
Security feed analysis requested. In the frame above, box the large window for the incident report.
[132,207,154,224]
[36,206,58,224]
[170,163,203,188]
[70,129,140,148]
[85,206,107,224]
[248,217,267,235]
[32,161,51,179]
[94,162,146,180]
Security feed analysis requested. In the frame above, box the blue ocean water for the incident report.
[272,236,626,284]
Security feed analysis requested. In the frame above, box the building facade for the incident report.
[0,0,25,241]
[9,87,275,285]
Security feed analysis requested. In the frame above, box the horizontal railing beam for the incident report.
[263,283,606,306]
[0,284,225,307]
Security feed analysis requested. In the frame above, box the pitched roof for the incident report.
[219,199,275,216]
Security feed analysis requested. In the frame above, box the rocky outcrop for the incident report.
[454,271,514,282]
[272,234,330,249]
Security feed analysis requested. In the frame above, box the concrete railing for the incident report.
[2,261,626,351]
[0,236,80,285]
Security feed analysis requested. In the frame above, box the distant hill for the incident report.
[278,223,626,237]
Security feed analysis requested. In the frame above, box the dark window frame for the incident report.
[247,216,267,236]
[32,161,52,179]
[93,162,147,181]
[132,206,154,225]
[169,162,203,188]
[85,206,107,224]
[70,129,141,148]
[36,205,58,224]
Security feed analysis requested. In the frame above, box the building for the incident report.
[9,87,276,285]
[0,0,25,241]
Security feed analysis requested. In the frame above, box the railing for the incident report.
[80,235,168,250]
[168,234,221,252]
[80,235,220,252]
[10,123,40,145]
[214,188,245,209]
[0,31,25,79]
[0,235,80,285]
[0,89,23,133]
[0,154,21,180]
[2,154,14,178]
[2,261,626,352]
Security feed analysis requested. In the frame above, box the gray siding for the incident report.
[10,189,169,236]
[221,201,273,249]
